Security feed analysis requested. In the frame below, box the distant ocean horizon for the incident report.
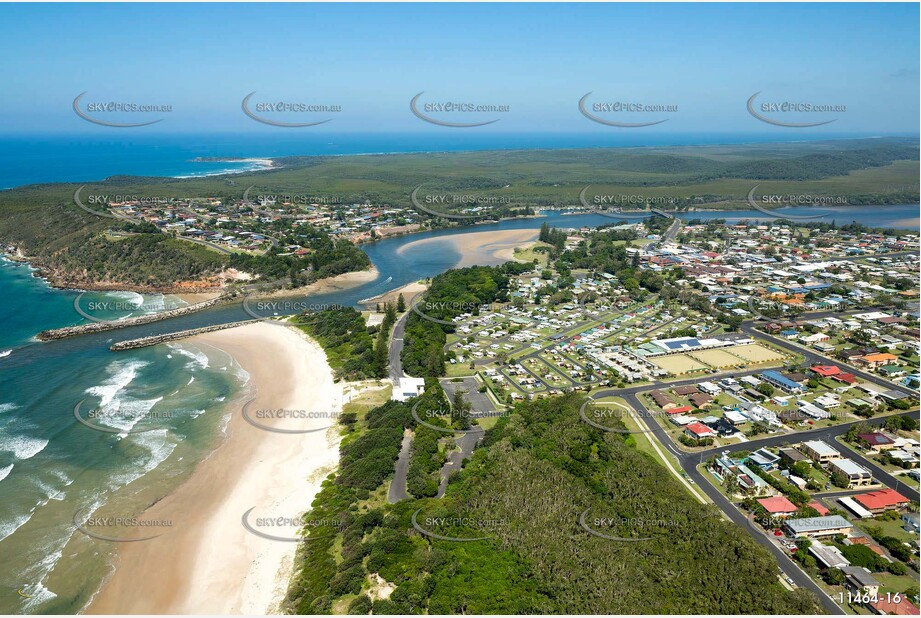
[0,131,912,190]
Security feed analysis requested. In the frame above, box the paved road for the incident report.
[662,217,682,243]
[389,309,410,381]
[741,323,916,399]
[713,413,920,503]
[388,290,429,382]
[182,235,234,255]
[436,427,485,498]
[440,377,497,413]
[619,390,845,614]
[822,250,916,263]
[388,428,413,503]
[388,276,913,610]
[587,329,921,616]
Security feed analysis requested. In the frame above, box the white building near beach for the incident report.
[393,377,426,402]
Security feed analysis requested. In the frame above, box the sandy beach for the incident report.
[359,280,429,310]
[86,322,342,615]
[493,239,543,263]
[397,228,540,268]
[173,291,223,305]
[256,265,380,299]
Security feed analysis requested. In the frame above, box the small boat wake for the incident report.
[358,276,397,304]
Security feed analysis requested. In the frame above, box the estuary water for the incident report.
[0,198,916,612]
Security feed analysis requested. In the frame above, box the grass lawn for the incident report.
[873,571,920,597]
[445,362,478,378]
[510,241,552,265]
[341,382,392,420]
[856,515,918,544]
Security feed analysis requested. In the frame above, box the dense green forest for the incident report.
[296,305,396,381]
[283,392,821,615]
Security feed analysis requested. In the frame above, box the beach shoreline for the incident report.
[258,265,380,299]
[397,228,540,268]
[358,279,429,309]
[85,321,342,615]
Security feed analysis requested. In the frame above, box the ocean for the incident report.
[0,261,245,613]
[0,133,917,613]
[0,131,885,189]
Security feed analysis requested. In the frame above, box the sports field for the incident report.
[725,343,785,363]
[650,354,709,374]
[651,343,786,375]
[689,348,747,369]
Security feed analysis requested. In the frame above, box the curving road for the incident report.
[436,427,485,498]
[585,384,918,615]
[582,316,920,615]
[387,275,916,612]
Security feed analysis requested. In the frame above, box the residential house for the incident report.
[779,447,809,466]
[748,448,781,470]
[712,453,772,491]
[808,500,830,516]
[857,352,898,369]
[854,488,909,514]
[856,432,896,453]
[757,496,798,517]
[801,440,841,464]
[785,515,852,538]
[650,390,676,410]
[828,458,873,488]
[810,365,840,378]
[688,392,713,409]
[761,370,806,393]
[809,542,850,569]
[684,422,716,440]
[870,596,920,616]
[841,566,879,599]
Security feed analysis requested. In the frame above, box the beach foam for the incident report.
[168,344,210,369]
[2,434,49,460]
[87,322,342,614]
[85,359,148,409]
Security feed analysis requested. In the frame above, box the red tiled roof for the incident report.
[667,405,693,415]
[807,501,829,516]
[810,365,840,377]
[757,496,798,514]
[832,373,857,384]
[862,352,898,363]
[850,536,886,555]
[857,432,895,447]
[685,422,713,437]
[871,596,920,616]
[855,488,909,511]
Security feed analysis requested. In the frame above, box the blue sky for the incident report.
[0,3,917,135]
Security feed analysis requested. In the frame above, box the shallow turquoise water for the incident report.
[0,202,916,612]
